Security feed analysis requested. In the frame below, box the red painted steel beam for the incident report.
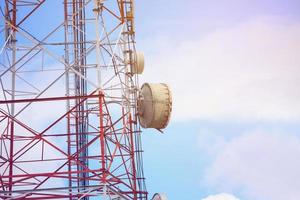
[0,94,100,104]
[129,113,137,199]
[16,0,46,28]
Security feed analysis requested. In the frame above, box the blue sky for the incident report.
[134,1,300,200]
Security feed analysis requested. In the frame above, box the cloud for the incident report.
[140,16,300,121]
[202,193,240,200]
[202,130,300,200]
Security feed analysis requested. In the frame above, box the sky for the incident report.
[133,0,300,200]
[0,0,300,200]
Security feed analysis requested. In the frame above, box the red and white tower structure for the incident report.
[0,0,172,199]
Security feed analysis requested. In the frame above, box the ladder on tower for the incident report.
[64,0,88,198]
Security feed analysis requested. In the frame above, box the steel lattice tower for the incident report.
[0,0,152,199]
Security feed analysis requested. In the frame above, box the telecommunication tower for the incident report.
[0,0,172,199]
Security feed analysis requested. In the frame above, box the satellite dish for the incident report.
[152,193,168,200]
[138,83,172,129]
[131,51,144,74]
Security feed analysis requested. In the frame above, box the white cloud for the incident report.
[202,193,240,200]
[197,128,228,158]
[140,16,300,121]
[202,130,300,200]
